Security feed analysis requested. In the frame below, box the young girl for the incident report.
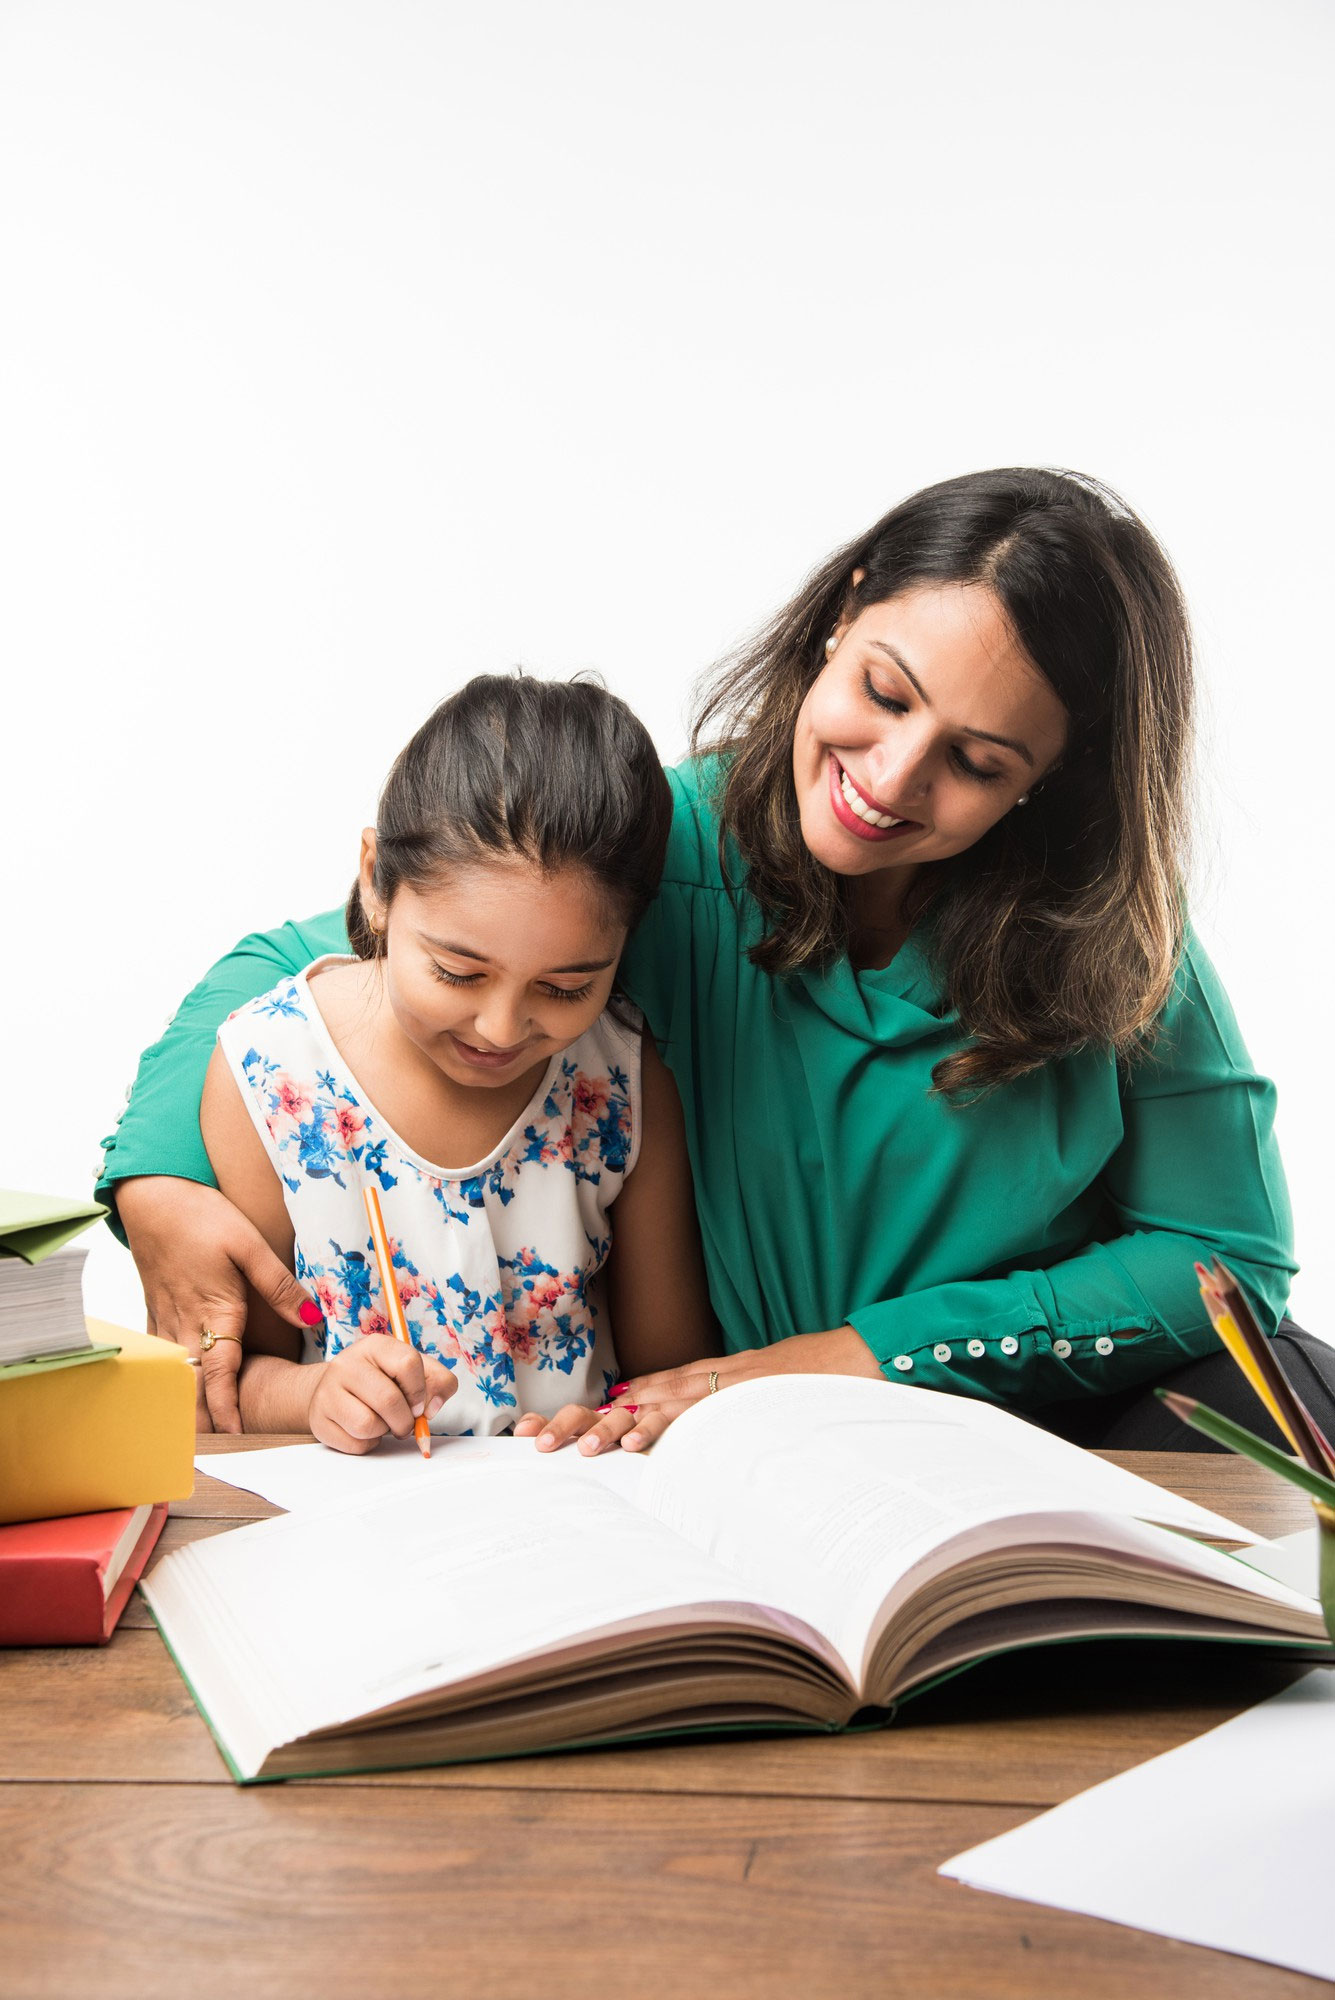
[198,674,714,1453]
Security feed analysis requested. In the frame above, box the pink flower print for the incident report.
[501,1314,540,1364]
[336,1105,367,1149]
[396,1271,421,1305]
[573,1075,610,1124]
[274,1074,312,1121]
[313,1277,345,1321]
[358,1307,392,1339]
[530,1275,564,1315]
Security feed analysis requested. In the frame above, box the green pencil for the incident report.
[1156,1390,1335,1508]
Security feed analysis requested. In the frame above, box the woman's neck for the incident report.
[847,864,921,970]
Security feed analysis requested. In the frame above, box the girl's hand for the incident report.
[116,1176,320,1436]
[514,1328,883,1454]
[306,1338,456,1455]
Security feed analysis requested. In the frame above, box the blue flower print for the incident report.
[296,1109,347,1187]
[256,983,307,1021]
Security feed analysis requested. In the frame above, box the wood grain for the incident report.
[2,1441,1323,2000]
[0,1624,1310,1801]
[3,1783,1329,2000]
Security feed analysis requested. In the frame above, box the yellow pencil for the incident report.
[1205,1296,1301,1454]
[363,1184,431,1460]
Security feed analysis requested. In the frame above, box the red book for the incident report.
[0,1502,169,1645]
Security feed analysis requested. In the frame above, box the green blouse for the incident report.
[97,757,1295,1409]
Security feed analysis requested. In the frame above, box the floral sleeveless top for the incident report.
[217,958,639,1436]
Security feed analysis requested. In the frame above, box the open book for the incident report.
[142,1376,1330,1783]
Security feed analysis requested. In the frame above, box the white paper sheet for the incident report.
[195,1434,646,1511]
[941,1669,1335,1981]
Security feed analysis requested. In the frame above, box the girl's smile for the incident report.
[447,1031,543,1073]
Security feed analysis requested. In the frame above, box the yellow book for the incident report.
[0,1321,195,1525]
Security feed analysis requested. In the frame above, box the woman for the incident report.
[102,469,1326,1448]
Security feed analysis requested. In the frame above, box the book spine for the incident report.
[0,1555,108,1644]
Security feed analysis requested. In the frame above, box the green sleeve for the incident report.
[848,932,1297,1406]
[95,909,350,1244]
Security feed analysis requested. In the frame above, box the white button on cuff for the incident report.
[1094,1335,1115,1356]
[999,1335,1020,1356]
[893,1354,914,1372]
[933,1343,953,1362]
[1052,1338,1073,1358]
[966,1338,986,1358]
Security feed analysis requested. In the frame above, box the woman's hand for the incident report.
[116,1176,320,1435]
[513,1327,882,1454]
[306,1339,456,1455]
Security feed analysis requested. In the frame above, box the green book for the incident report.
[0,1189,108,1367]
[0,1190,107,1265]
[0,1344,121,1384]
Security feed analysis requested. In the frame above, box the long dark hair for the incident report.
[693,469,1193,1096]
[346,673,671,956]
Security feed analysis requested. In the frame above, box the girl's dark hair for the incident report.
[693,468,1193,1097]
[346,674,671,955]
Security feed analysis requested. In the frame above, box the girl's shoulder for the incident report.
[218,956,357,1045]
[562,1003,643,1090]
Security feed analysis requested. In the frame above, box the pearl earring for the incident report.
[1016,793,1030,807]
[825,633,839,656]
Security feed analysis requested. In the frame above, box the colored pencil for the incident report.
[1194,1263,1301,1452]
[1209,1259,1335,1477]
[1156,1390,1335,1508]
[362,1185,431,1460]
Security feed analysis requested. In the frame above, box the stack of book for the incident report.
[0,1191,197,1646]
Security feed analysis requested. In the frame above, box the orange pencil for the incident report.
[363,1184,431,1460]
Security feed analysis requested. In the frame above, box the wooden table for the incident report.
[2,1442,1328,1999]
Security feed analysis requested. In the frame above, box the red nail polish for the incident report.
[299,1300,324,1326]
[622,1403,639,1414]
[596,1404,612,1413]
[610,1382,629,1395]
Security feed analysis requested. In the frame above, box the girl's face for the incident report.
[363,848,627,1093]
[792,581,1069,896]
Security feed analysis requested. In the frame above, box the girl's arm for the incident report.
[513,1030,716,1451]
[199,1048,454,1449]
[600,1031,718,1376]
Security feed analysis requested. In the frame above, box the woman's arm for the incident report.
[98,911,348,1232]
[610,930,1297,1431]
[103,911,347,1428]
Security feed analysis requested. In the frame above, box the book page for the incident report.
[194,1434,647,1512]
[638,1376,1269,1680]
[144,1459,846,1779]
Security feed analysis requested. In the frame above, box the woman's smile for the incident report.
[827,755,921,842]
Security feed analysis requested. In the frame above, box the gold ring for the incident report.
[708,1370,720,1394]
[200,1327,243,1353]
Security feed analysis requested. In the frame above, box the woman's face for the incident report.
[792,581,1069,895]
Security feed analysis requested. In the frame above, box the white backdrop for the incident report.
[2,0,1331,1334]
